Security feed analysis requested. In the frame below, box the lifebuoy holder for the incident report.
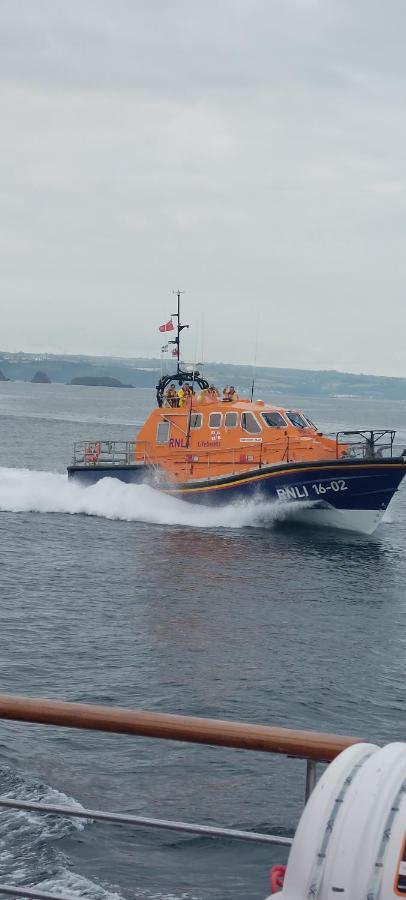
[84,443,101,464]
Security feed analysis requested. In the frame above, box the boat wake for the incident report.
[0,765,200,900]
[0,767,118,900]
[0,466,313,530]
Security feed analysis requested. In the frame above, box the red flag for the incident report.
[159,319,174,333]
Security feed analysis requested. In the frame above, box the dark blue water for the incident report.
[1,382,406,900]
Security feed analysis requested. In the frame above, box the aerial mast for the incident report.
[170,289,188,375]
[155,290,208,406]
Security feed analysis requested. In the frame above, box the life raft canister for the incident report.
[265,741,406,899]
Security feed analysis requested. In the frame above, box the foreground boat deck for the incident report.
[0,693,362,900]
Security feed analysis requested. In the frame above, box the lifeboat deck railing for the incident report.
[332,429,398,459]
[71,440,155,468]
[71,430,402,478]
[0,694,363,900]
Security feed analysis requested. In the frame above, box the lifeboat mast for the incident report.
[169,289,188,375]
[155,290,209,407]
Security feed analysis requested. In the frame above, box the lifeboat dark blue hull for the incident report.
[67,457,406,534]
[67,463,149,486]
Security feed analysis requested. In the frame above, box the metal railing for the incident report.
[71,441,156,467]
[143,437,343,481]
[0,694,363,900]
[333,429,397,460]
[72,438,320,476]
[71,430,402,479]
[72,440,136,466]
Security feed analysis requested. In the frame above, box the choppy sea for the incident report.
[0,381,406,900]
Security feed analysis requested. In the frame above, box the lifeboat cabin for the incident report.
[134,369,345,484]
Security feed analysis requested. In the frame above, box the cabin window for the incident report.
[190,413,203,429]
[286,411,308,429]
[225,412,238,428]
[241,412,261,434]
[157,421,170,444]
[261,411,287,428]
[209,412,222,428]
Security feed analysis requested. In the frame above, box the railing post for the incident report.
[305,759,317,803]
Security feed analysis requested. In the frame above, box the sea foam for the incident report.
[0,466,308,530]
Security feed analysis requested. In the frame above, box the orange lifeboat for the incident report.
[68,294,406,534]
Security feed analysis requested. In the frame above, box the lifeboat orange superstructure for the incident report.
[134,395,345,485]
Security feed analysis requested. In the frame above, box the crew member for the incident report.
[165,384,178,407]
[183,385,193,404]
[177,386,186,407]
[207,385,219,400]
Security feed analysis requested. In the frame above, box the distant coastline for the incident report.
[0,351,405,401]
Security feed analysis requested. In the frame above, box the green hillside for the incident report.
[0,351,405,401]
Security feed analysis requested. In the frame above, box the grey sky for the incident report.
[1,0,406,374]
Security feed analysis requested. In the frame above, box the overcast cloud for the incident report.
[1,0,406,374]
